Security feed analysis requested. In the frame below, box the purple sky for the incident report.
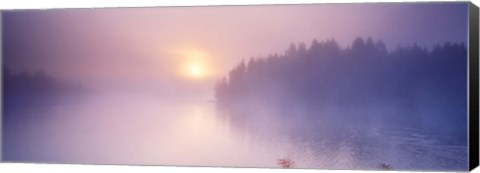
[2,2,469,97]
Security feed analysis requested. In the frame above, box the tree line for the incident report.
[214,37,467,134]
[2,68,88,108]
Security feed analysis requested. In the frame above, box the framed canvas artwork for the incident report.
[1,1,479,171]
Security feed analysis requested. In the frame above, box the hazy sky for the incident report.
[2,2,468,98]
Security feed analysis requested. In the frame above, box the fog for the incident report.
[2,3,467,87]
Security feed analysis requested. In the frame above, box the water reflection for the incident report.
[3,94,468,170]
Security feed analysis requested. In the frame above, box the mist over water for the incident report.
[3,93,309,168]
[3,90,467,170]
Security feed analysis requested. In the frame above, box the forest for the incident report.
[2,69,88,108]
[215,37,467,140]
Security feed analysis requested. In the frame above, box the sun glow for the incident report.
[178,48,214,80]
[186,61,206,78]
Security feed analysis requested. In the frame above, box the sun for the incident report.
[178,49,213,80]
[186,61,205,78]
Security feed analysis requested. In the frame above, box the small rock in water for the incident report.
[378,163,392,170]
[277,158,295,168]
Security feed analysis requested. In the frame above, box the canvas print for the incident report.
[1,2,473,171]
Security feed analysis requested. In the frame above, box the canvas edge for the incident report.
[0,10,3,163]
[0,1,471,12]
[469,1,479,171]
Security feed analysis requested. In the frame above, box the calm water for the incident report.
[3,94,468,170]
